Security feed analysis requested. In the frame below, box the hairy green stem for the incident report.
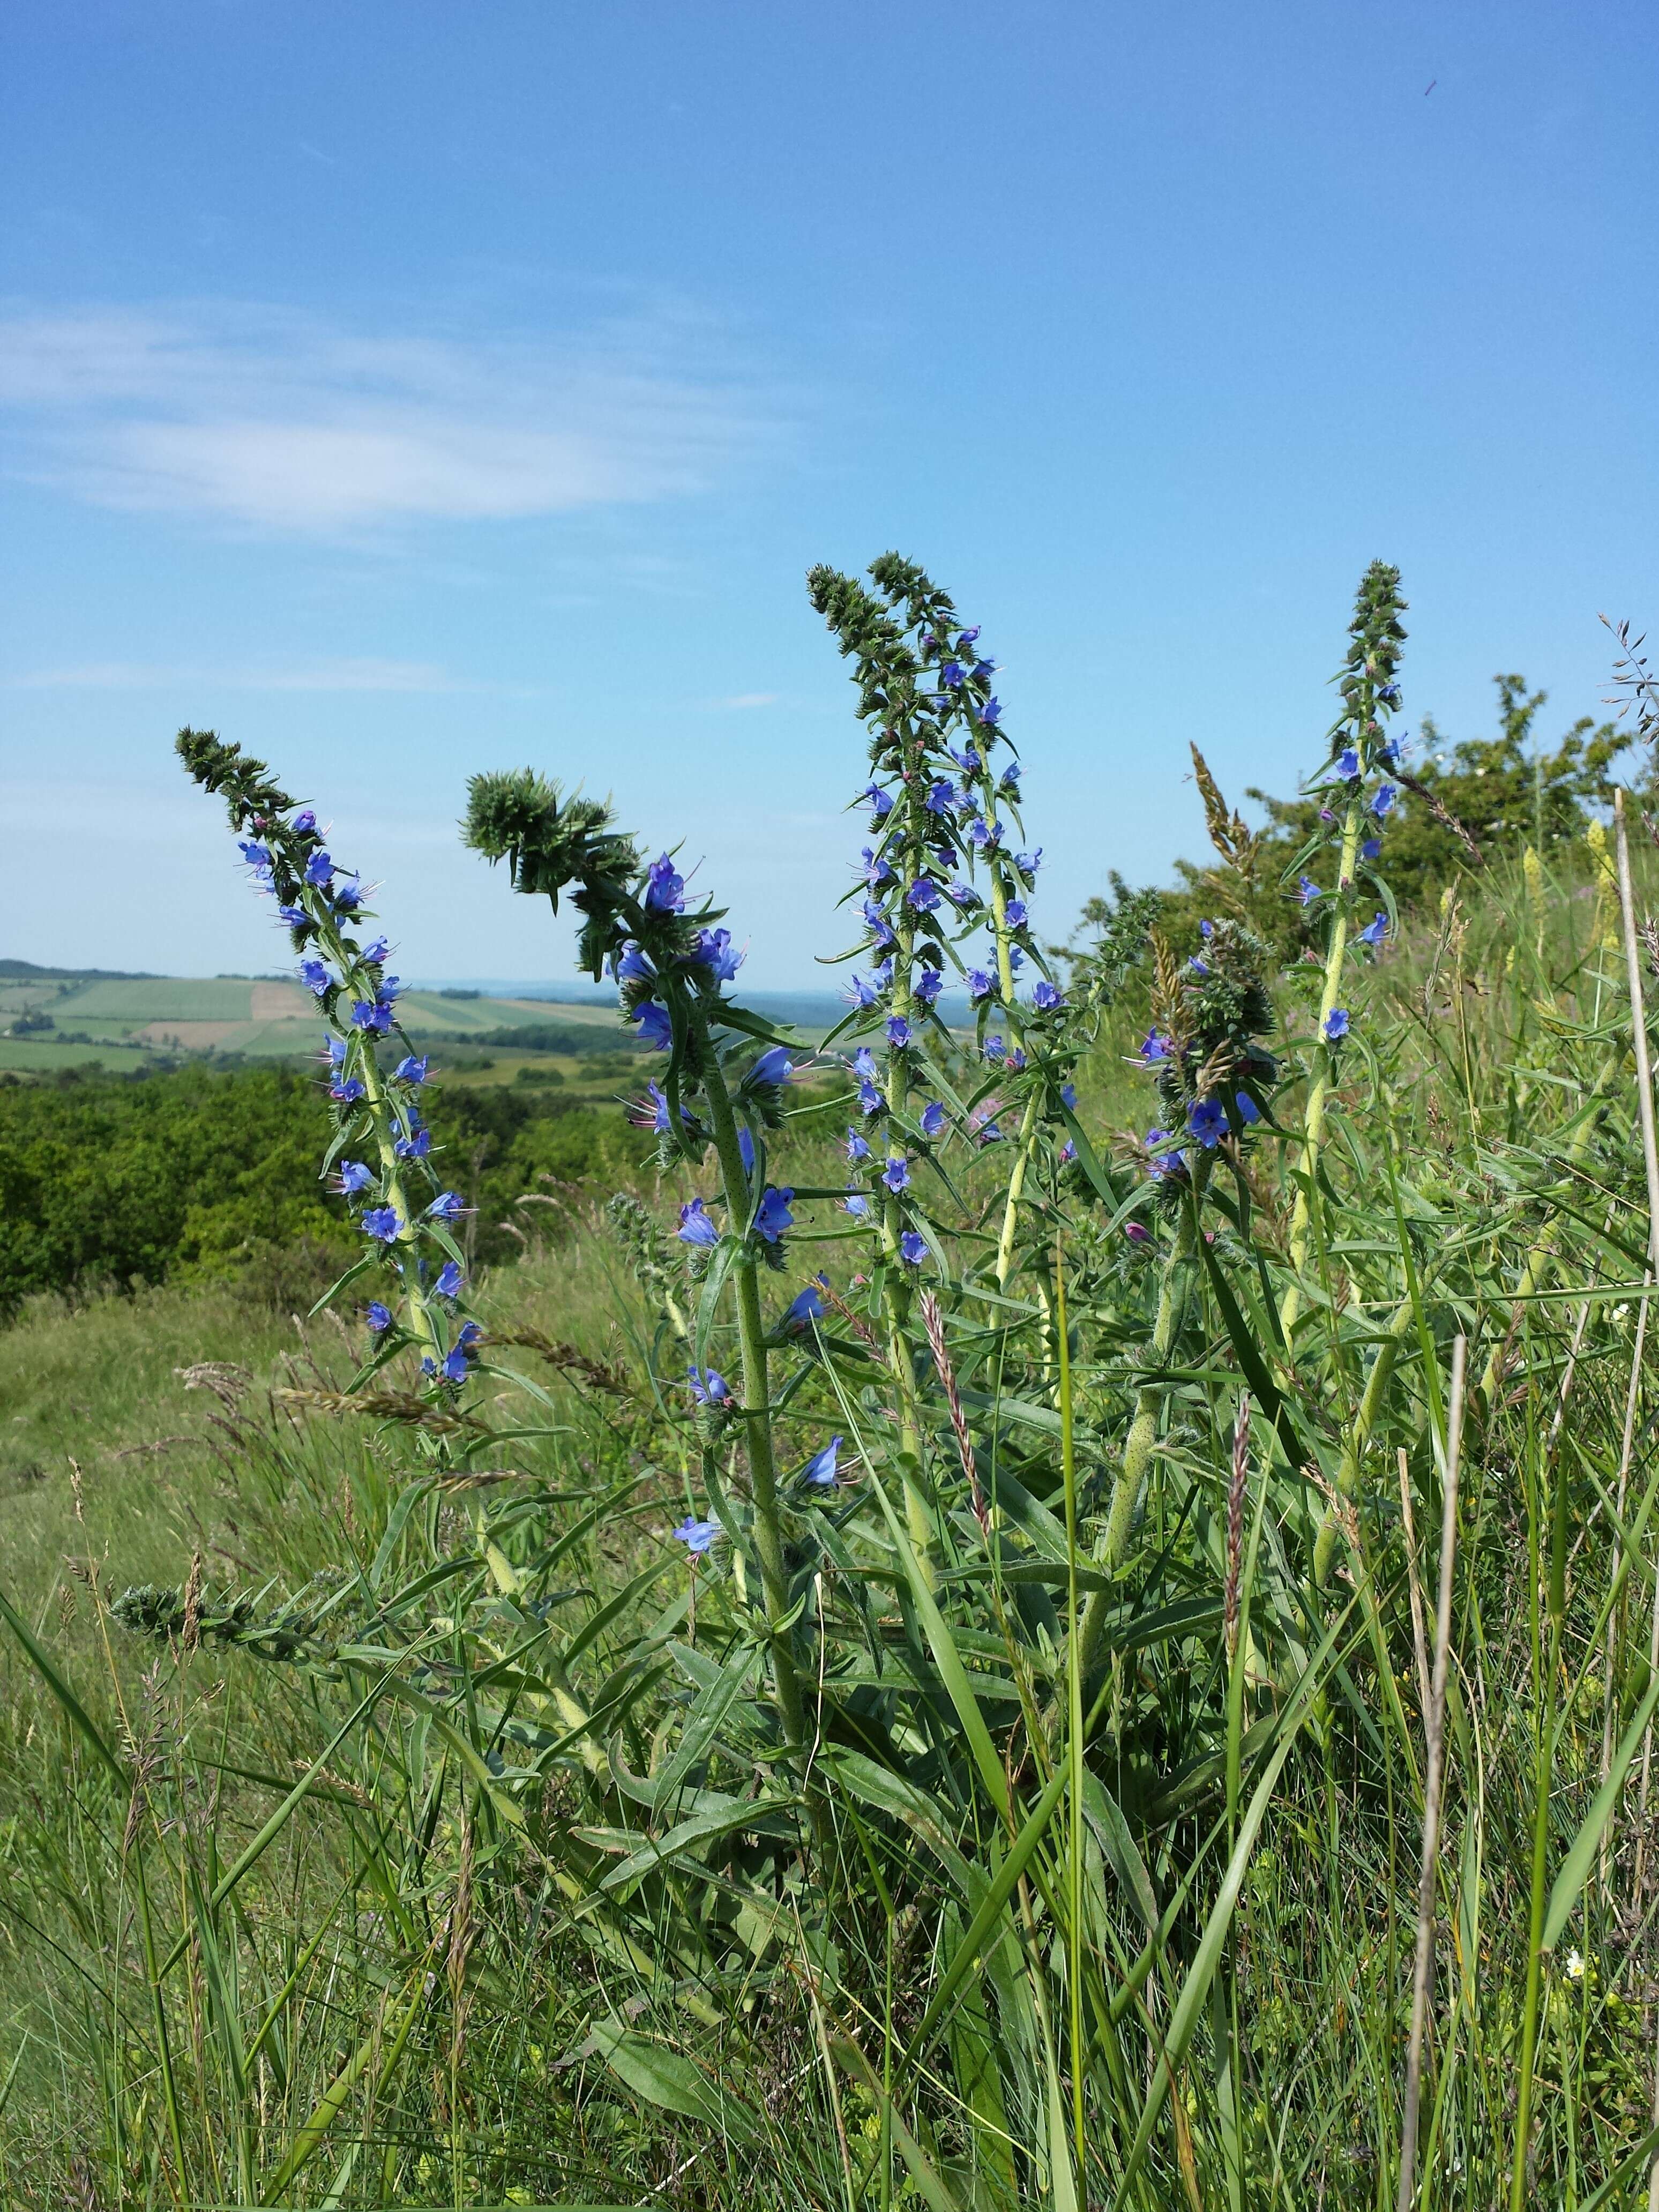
[692,1013,810,1756]
[1074,1207,1194,1682]
[1280,789,1364,1335]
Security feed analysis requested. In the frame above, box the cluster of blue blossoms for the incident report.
[232,805,480,1391]
[820,591,1083,1271]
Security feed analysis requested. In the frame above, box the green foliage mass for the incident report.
[1075,672,1634,960]
[0,1065,652,1315]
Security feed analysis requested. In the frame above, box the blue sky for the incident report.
[3,1,1655,987]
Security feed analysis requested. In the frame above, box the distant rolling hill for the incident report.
[0,969,623,1074]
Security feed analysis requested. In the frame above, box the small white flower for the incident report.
[1613,1304,1631,1324]
[1566,1948,1586,1981]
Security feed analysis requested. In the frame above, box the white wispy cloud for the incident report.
[0,300,778,534]
[9,657,477,692]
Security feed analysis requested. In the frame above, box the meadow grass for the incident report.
[6,575,1659,2206]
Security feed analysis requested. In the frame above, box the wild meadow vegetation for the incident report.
[5,560,1659,2209]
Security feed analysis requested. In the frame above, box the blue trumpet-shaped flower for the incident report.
[1298,876,1321,907]
[435,1260,464,1297]
[1361,836,1382,862]
[940,660,965,688]
[304,850,335,887]
[1372,785,1397,818]
[881,1155,911,1193]
[352,998,393,1033]
[858,1080,884,1117]
[783,1276,827,1331]
[634,1000,672,1051]
[907,877,941,913]
[984,1035,1006,1063]
[861,846,894,888]
[394,1054,429,1085]
[1336,748,1360,779]
[645,854,686,913]
[899,1231,928,1265]
[361,1206,401,1242]
[862,899,898,949]
[428,1191,466,1221]
[799,1434,842,1487]
[915,968,943,1005]
[687,1366,730,1404]
[337,1161,375,1195]
[747,1046,793,1087]
[1324,1007,1351,1041]
[1032,979,1063,1012]
[614,940,655,985]
[331,1076,367,1104]
[853,1047,878,1080]
[978,697,1003,725]
[691,927,742,981]
[396,1124,430,1162]
[301,958,330,995]
[920,1101,946,1139]
[673,1515,721,1555]
[843,974,880,1008]
[678,1198,720,1247]
[366,1301,393,1332]
[1187,1096,1228,1148]
[844,1192,870,1217]
[754,1186,795,1243]
[967,968,995,1001]
[846,1126,871,1161]
[1006,900,1028,929]
[925,778,958,815]
[948,879,982,909]
[1357,911,1387,947]
[887,1015,912,1049]
[1235,1092,1262,1125]
[1146,1129,1185,1178]
[862,782,894,820]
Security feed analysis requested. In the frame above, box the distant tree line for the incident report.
[0,1064,650,1318]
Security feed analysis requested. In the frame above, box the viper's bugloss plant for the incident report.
[1277,561,1408,1331]
[176,730,481,1415]
[461,767,821,1759]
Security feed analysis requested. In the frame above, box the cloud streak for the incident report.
[0,300,778,534]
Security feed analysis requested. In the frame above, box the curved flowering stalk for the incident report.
[177,731,480,1415]
[1085,918,1276,1618]
[809,557,1081,1572]
[1278,563,1408,1334]
[462,769,812,1754]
